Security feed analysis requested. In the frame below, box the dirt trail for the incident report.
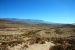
[26,42,55,50]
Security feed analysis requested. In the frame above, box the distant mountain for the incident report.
[0,18,75,28]
[0,18,49,24]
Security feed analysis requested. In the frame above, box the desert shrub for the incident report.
[55,28,63,34]
[50,38,75,50]
[51,38,64,44]
[49,44,73,50]
[49,45,64,50]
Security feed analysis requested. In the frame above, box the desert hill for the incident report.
[0,18,75,50]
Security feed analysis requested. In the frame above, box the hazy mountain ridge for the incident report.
[0,18,48,24]
[0,18,75,26]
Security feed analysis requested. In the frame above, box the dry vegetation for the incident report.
[0,19,75,50]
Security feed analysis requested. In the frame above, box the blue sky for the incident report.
[0,0,75,23]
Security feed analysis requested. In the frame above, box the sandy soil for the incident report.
[7,42,55,50]
[26,42,55,50]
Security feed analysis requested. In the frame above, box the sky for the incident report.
[0,0,75,24]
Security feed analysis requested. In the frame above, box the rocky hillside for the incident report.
[0,18,75,50]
